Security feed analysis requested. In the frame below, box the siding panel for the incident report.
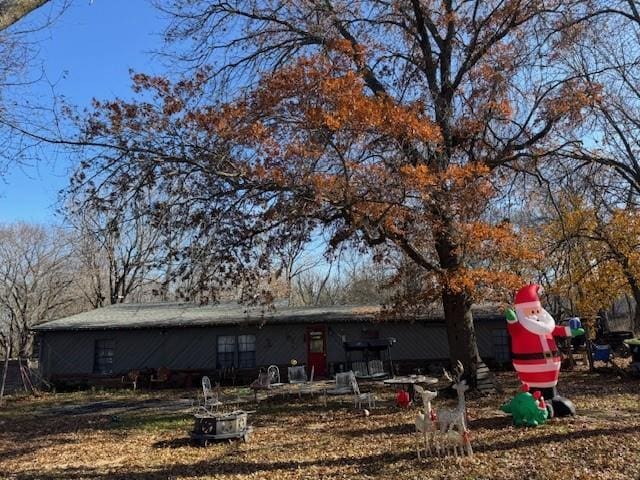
[256,324,306,366]
[43,331,96,376]
[39,317,507,379]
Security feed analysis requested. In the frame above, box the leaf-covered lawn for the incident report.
[1,368,639,480]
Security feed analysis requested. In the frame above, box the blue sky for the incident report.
[0,0,166,223]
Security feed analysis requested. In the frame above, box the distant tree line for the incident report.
[0,217,404,365]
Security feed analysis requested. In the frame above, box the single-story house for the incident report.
[31,302,511,387]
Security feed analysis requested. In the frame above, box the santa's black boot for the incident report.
[539,387,576,417]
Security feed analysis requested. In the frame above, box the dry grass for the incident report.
[1,367,639,480]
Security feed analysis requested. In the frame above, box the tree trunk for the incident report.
[629,288,640,335]
[0,0,50,31]
[435,231,482,385]
[0,348,10,406]
[441,289,481,385]
[0,358,8,405]
[585,337,595,372]
[622,269,640,334]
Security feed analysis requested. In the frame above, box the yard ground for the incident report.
[1,367,639,480]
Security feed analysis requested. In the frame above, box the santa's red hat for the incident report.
[514,284,542,310]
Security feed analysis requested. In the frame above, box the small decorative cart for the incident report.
[191,410,252,445]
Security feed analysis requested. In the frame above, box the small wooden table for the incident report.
[383,375,438,401]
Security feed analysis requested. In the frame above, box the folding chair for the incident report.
[350,373,375,409]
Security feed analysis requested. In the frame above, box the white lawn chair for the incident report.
[350,373,375,409]
[267,365,283,386]
[201,376,223,413]
[326,371,354,395]
[288,365,308,384]
[295,366,316,399]
[368,359,388,379]
[352,361,369,378]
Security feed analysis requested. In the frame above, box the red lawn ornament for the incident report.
[396,389,411,408]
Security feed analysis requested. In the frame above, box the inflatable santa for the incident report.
[505,284,584,417]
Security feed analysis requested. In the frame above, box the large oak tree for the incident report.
[72,0,600,378]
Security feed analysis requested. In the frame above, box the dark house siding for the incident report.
[255,324,306,366]
[42,327,241,377]
[37,317,507,384]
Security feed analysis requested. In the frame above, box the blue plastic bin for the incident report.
[593,344,611,361]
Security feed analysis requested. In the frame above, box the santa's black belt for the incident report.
[512,351,559,360]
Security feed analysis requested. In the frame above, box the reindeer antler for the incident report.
[443,361,465,384]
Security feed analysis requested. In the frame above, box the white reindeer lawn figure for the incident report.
[436,361,473,457]
[414,385,438,459]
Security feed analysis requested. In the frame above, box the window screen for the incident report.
[238,334,256,368]
[93,339,115,374]
[217,335,236,368]
[309,331,324,353]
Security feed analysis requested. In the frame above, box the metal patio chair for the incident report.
[351,373,376,409]
[352,361,369,378]
[267,365,283,386]
[326,371,354,395]
[201,375,223,413]
[368,359,388,379]
[288,365,308,384]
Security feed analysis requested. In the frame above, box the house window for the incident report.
[217,336,236,368]
[492,329,511,363]
[309,331,324,353]
[238,335,256,368]
[217,335,257,368]
[93,339,115,374]
[31,334,41,360]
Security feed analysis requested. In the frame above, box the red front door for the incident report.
[306,326,327,378]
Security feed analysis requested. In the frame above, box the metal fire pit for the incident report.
[190,410,252,445]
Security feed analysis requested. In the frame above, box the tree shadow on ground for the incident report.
[31,397,193,418]
[474,423,639,453]
[9,422,639,480]
[8,449,418,480]
[341,422,414,437]
[0,444,47,463]
[0,434,86,466]
[152,437,194,449]
[468,414,512,430]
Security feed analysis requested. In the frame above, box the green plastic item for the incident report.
[624,338,640,346]
[571,327,585,337]
[500,391,549,427]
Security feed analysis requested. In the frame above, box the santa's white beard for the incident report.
[516,308,556,335]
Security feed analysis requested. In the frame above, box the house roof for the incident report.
[32,302,503,332]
